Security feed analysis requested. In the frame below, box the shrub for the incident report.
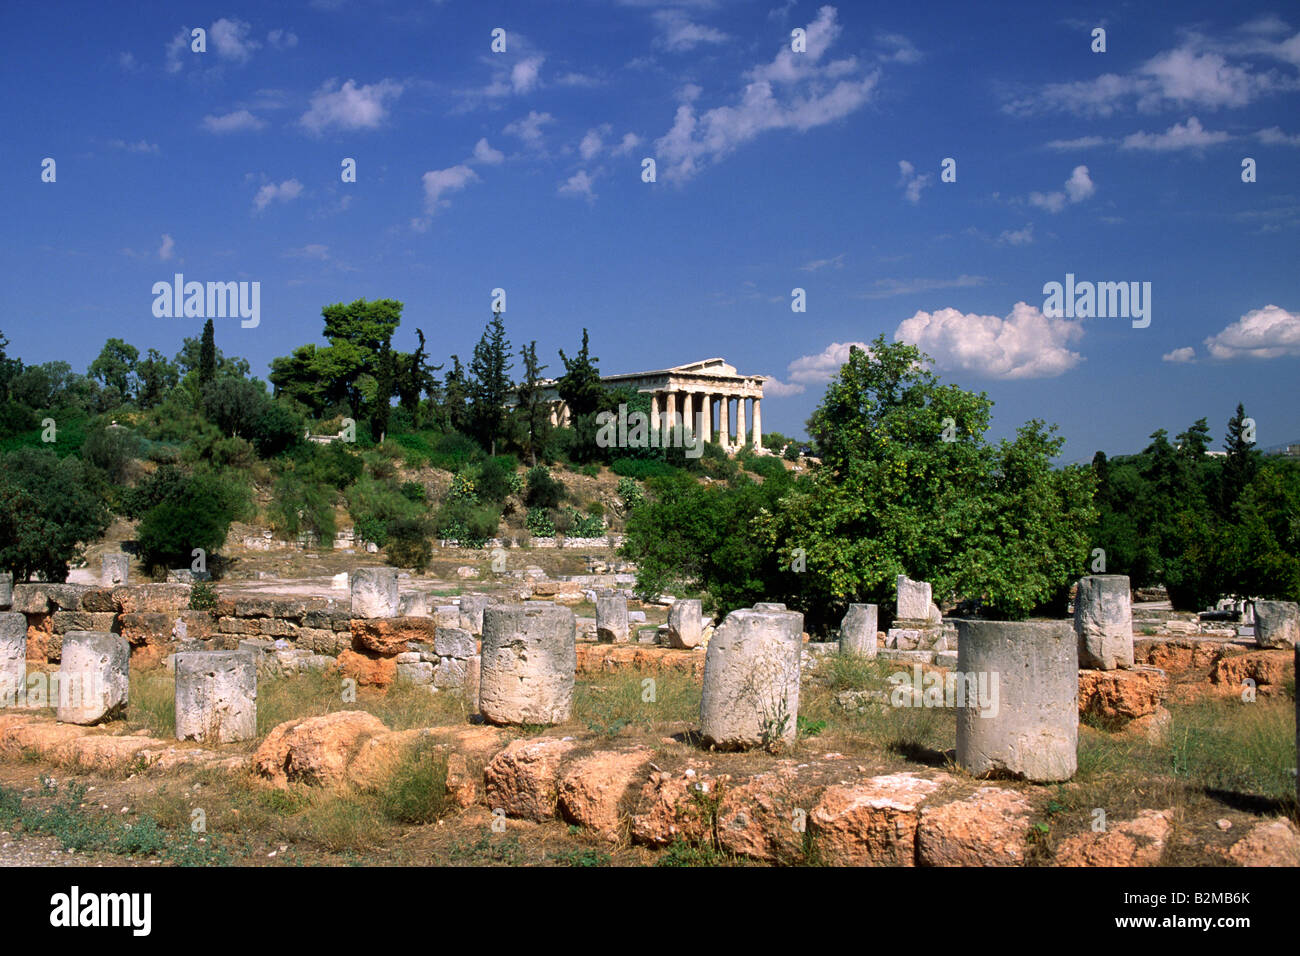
[400,480,426,503]
[564,507,605,539]
[617,477,644,510]
[428,431,482,471]
[189,582,217,610]
[82,424,141,484]
[386,517,433,571]
[525,466,565,508]
[433,499,500,547]
[525,507,555,537]
[0,448,112,582]
[136,478,240,572]
[448,473,477,503]
[268,474,337,542]
[476,455,518,504]
[291,442,363,490]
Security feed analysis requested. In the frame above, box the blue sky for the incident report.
[3,0,1298,460]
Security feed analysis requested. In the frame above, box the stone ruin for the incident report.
[700,604,803,750]
[479,604,576,726]
[885,575,954,661]
[175,650,258,744]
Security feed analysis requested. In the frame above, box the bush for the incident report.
[746,455,788,482]
[346,476,422,548]
[82,424,141,484]
[564,507,605,539]
[525,507,555,537]
[386,517,433,571]
[433,499,500,548]
[476,455,518,504]
[0,448,112,582]
[525,466,565,508]
[427,431,482,471]
[189,582,217,610]
[268,474,337,542]
[448,473,477,503]
[617,477,644,511]
[136,471,246,572]
[400,480,426,503]
[291,442,364,490]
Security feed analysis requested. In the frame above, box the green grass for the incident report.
[1167,696,1296,806]
[572,671,700,735]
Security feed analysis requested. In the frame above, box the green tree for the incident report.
[89,338,139,399]
[199,318,217,386]
[0,448,112,582]
[1219,403,1259,518]
[468,310,512,455]
[514,340,550,466]
[440,355,470,434]
[136,349,179,409]
[556,329,605,463]
[201,377,270,439]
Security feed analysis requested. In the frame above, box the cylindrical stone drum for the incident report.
[956,619,1077,783]
[479,604,576,725]
[1254,600,1299,649]
[1,612,25,706]
[350,567,399,618]
[175,650,258,743]
[1074,574,1133,669]
[839,603,878,657]
[700,608,803,750]
[667,599,702,649]
[596,591,629,644]
[56,630,130,725]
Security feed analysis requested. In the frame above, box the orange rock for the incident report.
[1078,667,1167,721]
[630,770,724,848]
[52,734,168,772]
[1210,650,1293,695]
[575,643,705,678]
[484,737,577,822]
[557,747,653,835]
[25,613,54,662]
[1225,818,1300,867]
[253,711,389,788]
[715,766,807,863]
[917,787,1033,866]
[131,644,171,670]
[112,584,191,614]
[809,772,951,866]
[1054,809,1172,866]
[350,617,438,656]
[345,728,435,790]
[0,717,87,757]
[445,752,477,809]
[335,648,396,688]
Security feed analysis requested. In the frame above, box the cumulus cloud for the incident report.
[1121,116,1230,150]
[1004,38,1297,117]
[210,18,259,62]
[897,160,931,203]
[253,178,303,212]
[1162,346,1196,363]
[1203,304,1300,359]
[158,234,175,261]
[999,223,1034,245]
[504,110,554,148]
[202,109,265,133]
[471,138,505,164]
[558,170,598,202]
[1029,165,1094,213]
[579,126,607,160]
[613,132,642,155]
[1257,126,1300,145]
[421,165,479,213]
[894,302,1085,379]
[300,79,402,134]
[653,9,729,52]
[653,6,878,182]
[769,341,871,393]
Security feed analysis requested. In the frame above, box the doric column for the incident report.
[736,398,747,450]
[720,395,730,449]
[682,392,694,438]
[701,395,712,443]
[650,393,660,433]
[665,391,677,445]
[752,397,762,449]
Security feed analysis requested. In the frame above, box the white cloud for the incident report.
[472,138,505,164]
[1204,304,1300,359]
[1121,116,1230,150]
[267,29,299,50]
[300,79,403,134]
[653,7,878,181]
[558,170,598,202]
[860,275,987,299]
[613,132,642,155]
[999,223,1034,245]
[801,253,845,272]
[504,110,554,148]
[477,51,547,101]
[421,165,479,213]
[775,341,872,394]
[579,126,608,160]
[108,138,159,153]
[253,178,303,212]
[1162,346,1196,363]
[164,28,190,74]
[653,9,729,52]
[1004,39,1296,117]
[876,33,921,64]
[897,160,931,203]
[895,302,1085,379]
[1030,165,1094,213]
[202,109,265,133]
[1258,126,1300,145]
[210,18,259,62]
[1044,136,1110,150]
[158,234,175,261]
[118,51,139,72]
[511,56,544,94]
[286,243,330,260]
